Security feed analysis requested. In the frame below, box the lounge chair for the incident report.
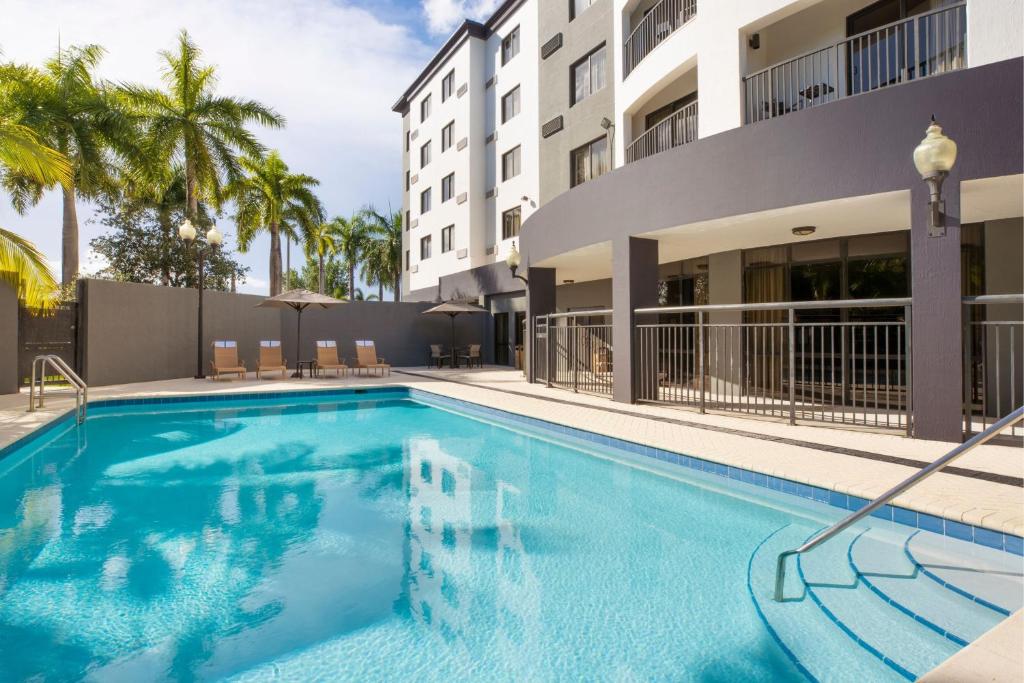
[316,340,349,377]
[428,344,448,368]
[256,340,287,379]
[354,340,391,377]
[210,341,246,380]
[458,344,482,368]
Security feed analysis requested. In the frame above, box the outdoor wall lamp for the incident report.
[179,219,223,379]
[506,241,529,286]
[913,116,958,237]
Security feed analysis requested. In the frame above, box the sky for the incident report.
[0,0,502,295]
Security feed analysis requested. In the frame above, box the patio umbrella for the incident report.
[257,289,345,376]
[422,301,488,367]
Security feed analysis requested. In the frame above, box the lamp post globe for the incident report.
[178,218,197,243]
[913,117,957,179]
[206,224,223,247]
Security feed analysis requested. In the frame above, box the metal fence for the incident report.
[743,3,966,124]
[634,299,912,432]
[625,101,698,164]
[533,311,613,396]
[623,0,697,77]
[963,295,1023,440]
[18,303,80,386]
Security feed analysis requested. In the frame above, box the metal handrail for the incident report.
[29,354,88,424]
[773,405,1024,602]
[962,294,1024,304]
[635,297,911,315]
[541,309,613,320]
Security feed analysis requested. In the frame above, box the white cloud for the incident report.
[0,0,431,294]
[421,0,502,35]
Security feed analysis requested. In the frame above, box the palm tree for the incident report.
[0,117,71,307]
[328,214,368,301]
[361,206,403,301]
[1,46,134,284]
[304,221,338,294]
[230,151,323,294]
[123,30,283,224]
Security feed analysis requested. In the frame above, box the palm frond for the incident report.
[0,227,58,309]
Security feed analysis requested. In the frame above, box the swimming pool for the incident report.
[0,388,1019,681]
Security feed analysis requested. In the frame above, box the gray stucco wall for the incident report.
[0,280,17,395]
[538,0,616,204]
[278,300,487,369]
[522,58,1024,268]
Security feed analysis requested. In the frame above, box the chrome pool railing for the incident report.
[773,406,1024,602]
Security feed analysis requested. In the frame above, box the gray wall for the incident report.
[538,0,616,204]
[0,279,17,395]
[556,278,612,311]
[279,300,487,369]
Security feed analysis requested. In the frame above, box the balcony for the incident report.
[743,3,966,125]
[625,100,697,164]
[623,0,696,78]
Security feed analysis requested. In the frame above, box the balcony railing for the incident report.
[625,100,698,164]
[623,0,697,77]
[963,295,1024,441]
[743,2,966,124]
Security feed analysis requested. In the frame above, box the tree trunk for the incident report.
[157,206,172,286]
[348,263,355,302]
[318,253,325,294]
[269,221,282,295]
[61,184,79,286]
[378,281,383,301]
[185,159,198,221]
[393,266,400,301]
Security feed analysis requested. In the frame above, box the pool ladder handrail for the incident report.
[28,354,88,425]
[773,405,1024,602]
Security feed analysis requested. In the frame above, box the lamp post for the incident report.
[913,116,958,237]
[505,241,529,286]
[179,219,223,379]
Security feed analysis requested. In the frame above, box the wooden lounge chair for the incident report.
[256,340,287,379]
[210,341,246,380]
[458,344,482,368]
[354,340,391,377]
[316,340,348,377]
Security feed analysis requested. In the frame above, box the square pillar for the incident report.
[910,178,963,442]
[612,237,659,403]
[525,267,555,383]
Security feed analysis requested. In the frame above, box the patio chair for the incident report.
[210,341,246,380]
[458,344,482,368]
[316,340,349,377]
[428,344,448,369]
[354,340,391,377]
[256,340,287,379]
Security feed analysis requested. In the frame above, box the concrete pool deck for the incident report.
[1,367,1021,681]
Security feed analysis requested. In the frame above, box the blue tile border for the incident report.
[1,383,1020,559]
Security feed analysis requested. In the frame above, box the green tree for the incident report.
[360,206,402,301]
[304,221,338,295]
[1,46,134,284]
[327,214,368,301]
[284,257,349,299]
[123,29,283,231]
[229,151,322,295]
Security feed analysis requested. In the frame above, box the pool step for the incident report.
[750,523,1022,682]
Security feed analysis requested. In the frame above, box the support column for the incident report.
[525,267,555,383]
[910,178,963,442]
[612,237,659,404]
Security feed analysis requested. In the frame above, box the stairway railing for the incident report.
[773,405,1024,601]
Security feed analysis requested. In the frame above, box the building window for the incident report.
[420,235,432,260]
[405,170,410,191]
[421,94,431,122]
[405,210,410,231]
[405,131,410,151]
[441,173,454,202]
[441,121,454,152]
[571,136,609,187]
[441,69,455,101]
[420,140,431,168]
[405,249,410,270]
[571,44,607,105]
[502,145,521,181]
[501,86,521,123]
[502,206,521,240]
[570,0,596,20]
[501,26,520,65]
[441,225,453,253]
[420,187,431,213]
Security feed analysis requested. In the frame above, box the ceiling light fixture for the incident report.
[792,226,816,237]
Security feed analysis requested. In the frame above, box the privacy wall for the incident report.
[0,280,17,395]
[78,279,488,387]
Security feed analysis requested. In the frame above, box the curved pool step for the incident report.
[849,530,1007,645]
[905,530,1023,616]
[798,529,961,680]
[747,524,903,682]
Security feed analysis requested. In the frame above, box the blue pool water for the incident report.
[0,390,1016,681]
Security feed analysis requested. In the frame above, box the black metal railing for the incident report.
[534,311,613,396]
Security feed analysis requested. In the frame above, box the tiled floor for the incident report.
[2,366,1021,679]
